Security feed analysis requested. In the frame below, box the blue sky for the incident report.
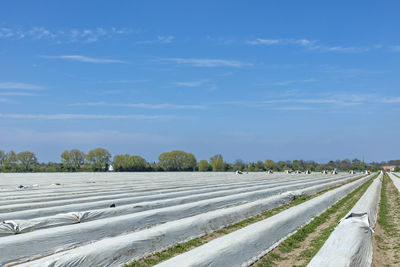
[1,0,399,163]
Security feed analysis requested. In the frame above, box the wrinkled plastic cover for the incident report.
[389,173,400,191]
[16,175,367,267]
[307,175,381,267]
[0,174,340,221]
[1,175,359,266]
[0,174,356,235]
[152,175,373,267]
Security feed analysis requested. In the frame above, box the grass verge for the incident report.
[126,175,370,267]
[372,173,400,266]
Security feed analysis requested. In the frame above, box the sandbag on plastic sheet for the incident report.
[19,175,372,267]
[0,174,359,236]
[0,175,348,222]
[154,175,373,267]
[307,175,381,267]
[388,173,400,191]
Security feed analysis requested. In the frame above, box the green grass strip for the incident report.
[126,175,369,267]
[256,174,377,267]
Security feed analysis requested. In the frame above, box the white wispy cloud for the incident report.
[388,45,400,52]
[247,38,374,53]
[0,82,44,90]
[247,38,313,46]
[0,27,136,43]
[0,113,176,120]
[262,78,317,86]
[272,106,313,111]
[67,102,205,109]
[42,55,126,63]
[205,36,234,45]
[308,45,371,53]
[171,80,207,87]
[263,96,365,106]
[0,98,13,103]
[214,94,370,110]
[156,57,252,67]
[320,65,384,75]
[0,92,37,96]
[381,97,400,103]
[136,35,174,44]
[97,79,149,84]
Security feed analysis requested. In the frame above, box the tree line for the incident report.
[0,148,399,173]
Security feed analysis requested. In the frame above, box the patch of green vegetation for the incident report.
[125,174,370,267]
[256,174,377,266]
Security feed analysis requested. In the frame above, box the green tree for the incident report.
[3,151,17,171]
[61,149,85,171]
[264,159,276,171]
[158,150,197,171]
[16,151,38,171]
[86,148,111,171]
[233,159,245,171]
[198,160,211,172]
[359,161,367,171]
[129,155,148,171]
[210,154,224,172]
[395,166,400,172]
[70,149,85,169]
[113,154,131,171]
[0,150,5,168]
[113,154,148,171]
[61,150,72,170]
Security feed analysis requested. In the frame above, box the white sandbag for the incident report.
[19,175,372,267]
[0,174,359,235]
[307,175,381,267]
[155,175,373,267]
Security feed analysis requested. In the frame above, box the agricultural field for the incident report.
[0,171,398,266]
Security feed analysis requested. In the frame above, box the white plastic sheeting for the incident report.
[0,174,359,235]
[388,173,400,191]
[307,175,381,267]
[0,176,361,266]
[1,178,305,212]
[0,175,344,220]
[0,177,346,221]
[154,175,373,267]
[0,177,297,206]
[20,175,373,267]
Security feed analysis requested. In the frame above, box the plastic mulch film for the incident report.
[154,175,373,267]
[307,175,382,267]
[19,175,372,267]
[388,173,400,191]
[0,174,359,235]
